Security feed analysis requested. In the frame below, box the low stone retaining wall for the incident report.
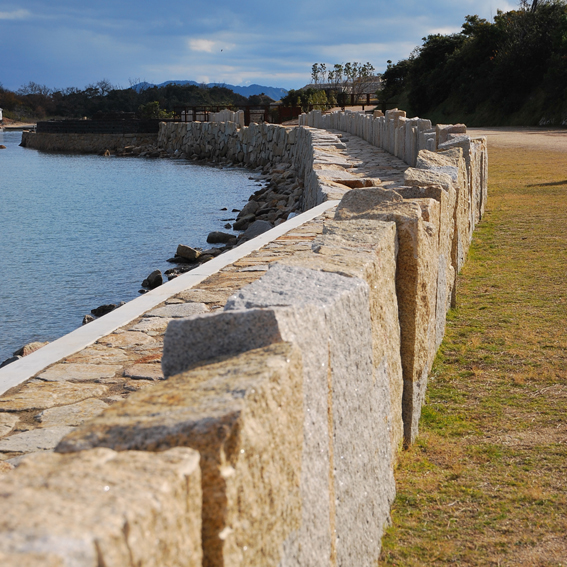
[20,131,158,153]
[0,111,487,566]
[158,120,341,209]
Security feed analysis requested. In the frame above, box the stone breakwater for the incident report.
[0,110,487,566]
[20,131,158,154]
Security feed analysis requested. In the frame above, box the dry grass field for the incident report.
[380,140,567,565]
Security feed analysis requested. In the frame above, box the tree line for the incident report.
[380,0,567,125]
[0,80,260,121]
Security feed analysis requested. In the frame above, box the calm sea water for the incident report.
[0,130,258,363]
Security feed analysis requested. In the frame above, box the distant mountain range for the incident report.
[132,80,288,101]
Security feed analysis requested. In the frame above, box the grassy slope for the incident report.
[380,146,567,565]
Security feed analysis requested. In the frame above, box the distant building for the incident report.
[301,76,384,96]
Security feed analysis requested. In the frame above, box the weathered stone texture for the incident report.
[37,363,121,383]
[97,331,157,348]
[224,264,395,566]
[336,190,439,443]
[0,414,18,439]
[0,426,75,454]
[416,147,470,273]
[34,399,109,427]
[395,184,456,343]
[278,220,404,455]
[0,462,15,476]
[161,264,393,566]
[0,447,202,567]
[0,382,108,412]
[146,302,207,318]
[57,343,304,567]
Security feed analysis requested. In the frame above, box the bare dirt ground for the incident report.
[469,126,567,152]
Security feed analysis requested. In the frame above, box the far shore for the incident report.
[1,118,37,131]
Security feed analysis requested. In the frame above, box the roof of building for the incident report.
[301,76,383,94]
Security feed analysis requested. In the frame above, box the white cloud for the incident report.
[0,9,31,20]
[189,38,216,52]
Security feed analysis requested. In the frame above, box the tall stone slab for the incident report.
[224,264,395,567]
[276,219,404,455]
[396,183,457,345]
[415,148,470,273]
[58,343,304,567]
[0,448,202,567]
[335,189,439,443]
[440,135,488,226]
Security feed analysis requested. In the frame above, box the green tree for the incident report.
[137,101,174,119]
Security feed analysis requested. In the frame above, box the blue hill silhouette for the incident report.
[132,80,288,101]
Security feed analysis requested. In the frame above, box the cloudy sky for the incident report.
[1,0,517,92]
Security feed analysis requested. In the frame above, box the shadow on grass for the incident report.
[527,179,567,187]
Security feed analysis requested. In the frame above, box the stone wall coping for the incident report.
[0,200,339,397]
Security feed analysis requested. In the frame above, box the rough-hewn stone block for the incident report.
[414,148,469,273]
[0,382,108,412]
[335,190,438,443]
[224,264,395,567]
[277,220,404,455]
[158,264,394,565]
[395,184,457,336]
[57,343,304,567]
[0,447,202,567]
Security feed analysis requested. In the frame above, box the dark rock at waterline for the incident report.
[233,214,256,231]
[207,231,235,244]
[176,244,201,261]
[237,200,260,218]
[202,248,222,257]
[232,208,240,213]
[91,304,118,317]
[0,355,21,368]
[165,265,193,277]
[142,270,163,289]
[0,145,6,150]
[82,314,95,325]
[224,223,232,229]
[220,207,228,211]
[239,220,273,242]
[0,341,48,367]
[167,256,195,264]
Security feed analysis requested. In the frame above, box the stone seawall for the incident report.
[158,120,352,210]
[20,131,158,153]
[0,110,487,566]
